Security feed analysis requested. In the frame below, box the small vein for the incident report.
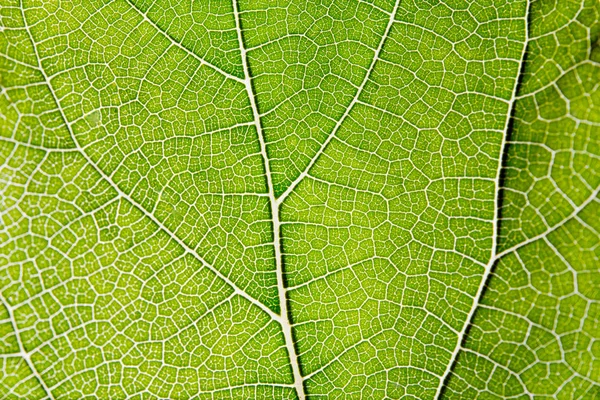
[0,295,55,400]
[123,0,245,84]
[2,10,59,400]
[493,186,600,262]
[276,0,403,205]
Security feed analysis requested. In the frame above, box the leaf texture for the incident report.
[0,0,598,399]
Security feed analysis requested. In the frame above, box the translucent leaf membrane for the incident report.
[0,0,598,398]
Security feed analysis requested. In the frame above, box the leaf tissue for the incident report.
[0,0,599,398]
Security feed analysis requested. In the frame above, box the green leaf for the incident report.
[0,0,598,398]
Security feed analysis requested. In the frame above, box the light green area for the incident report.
[0,0,598,399]
[0,143,293,398]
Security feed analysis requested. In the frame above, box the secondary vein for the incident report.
[434,1,532,398]
[124,0,246,84]
[277,0,403,205]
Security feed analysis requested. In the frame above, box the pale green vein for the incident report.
[123,0,245,84]
[435,2,531,396]
[231,0,305,397]
[276,0,403,205]
[0,295,54,400]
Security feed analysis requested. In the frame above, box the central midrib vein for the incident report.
[231,1,306,398]
[232,0,402,397]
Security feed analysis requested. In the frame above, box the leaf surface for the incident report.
[0,0,598,398]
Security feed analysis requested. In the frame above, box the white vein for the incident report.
[276,0,403,205]
[231,0,306,398]
[123,0,245,84]
[434,1,532,397]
